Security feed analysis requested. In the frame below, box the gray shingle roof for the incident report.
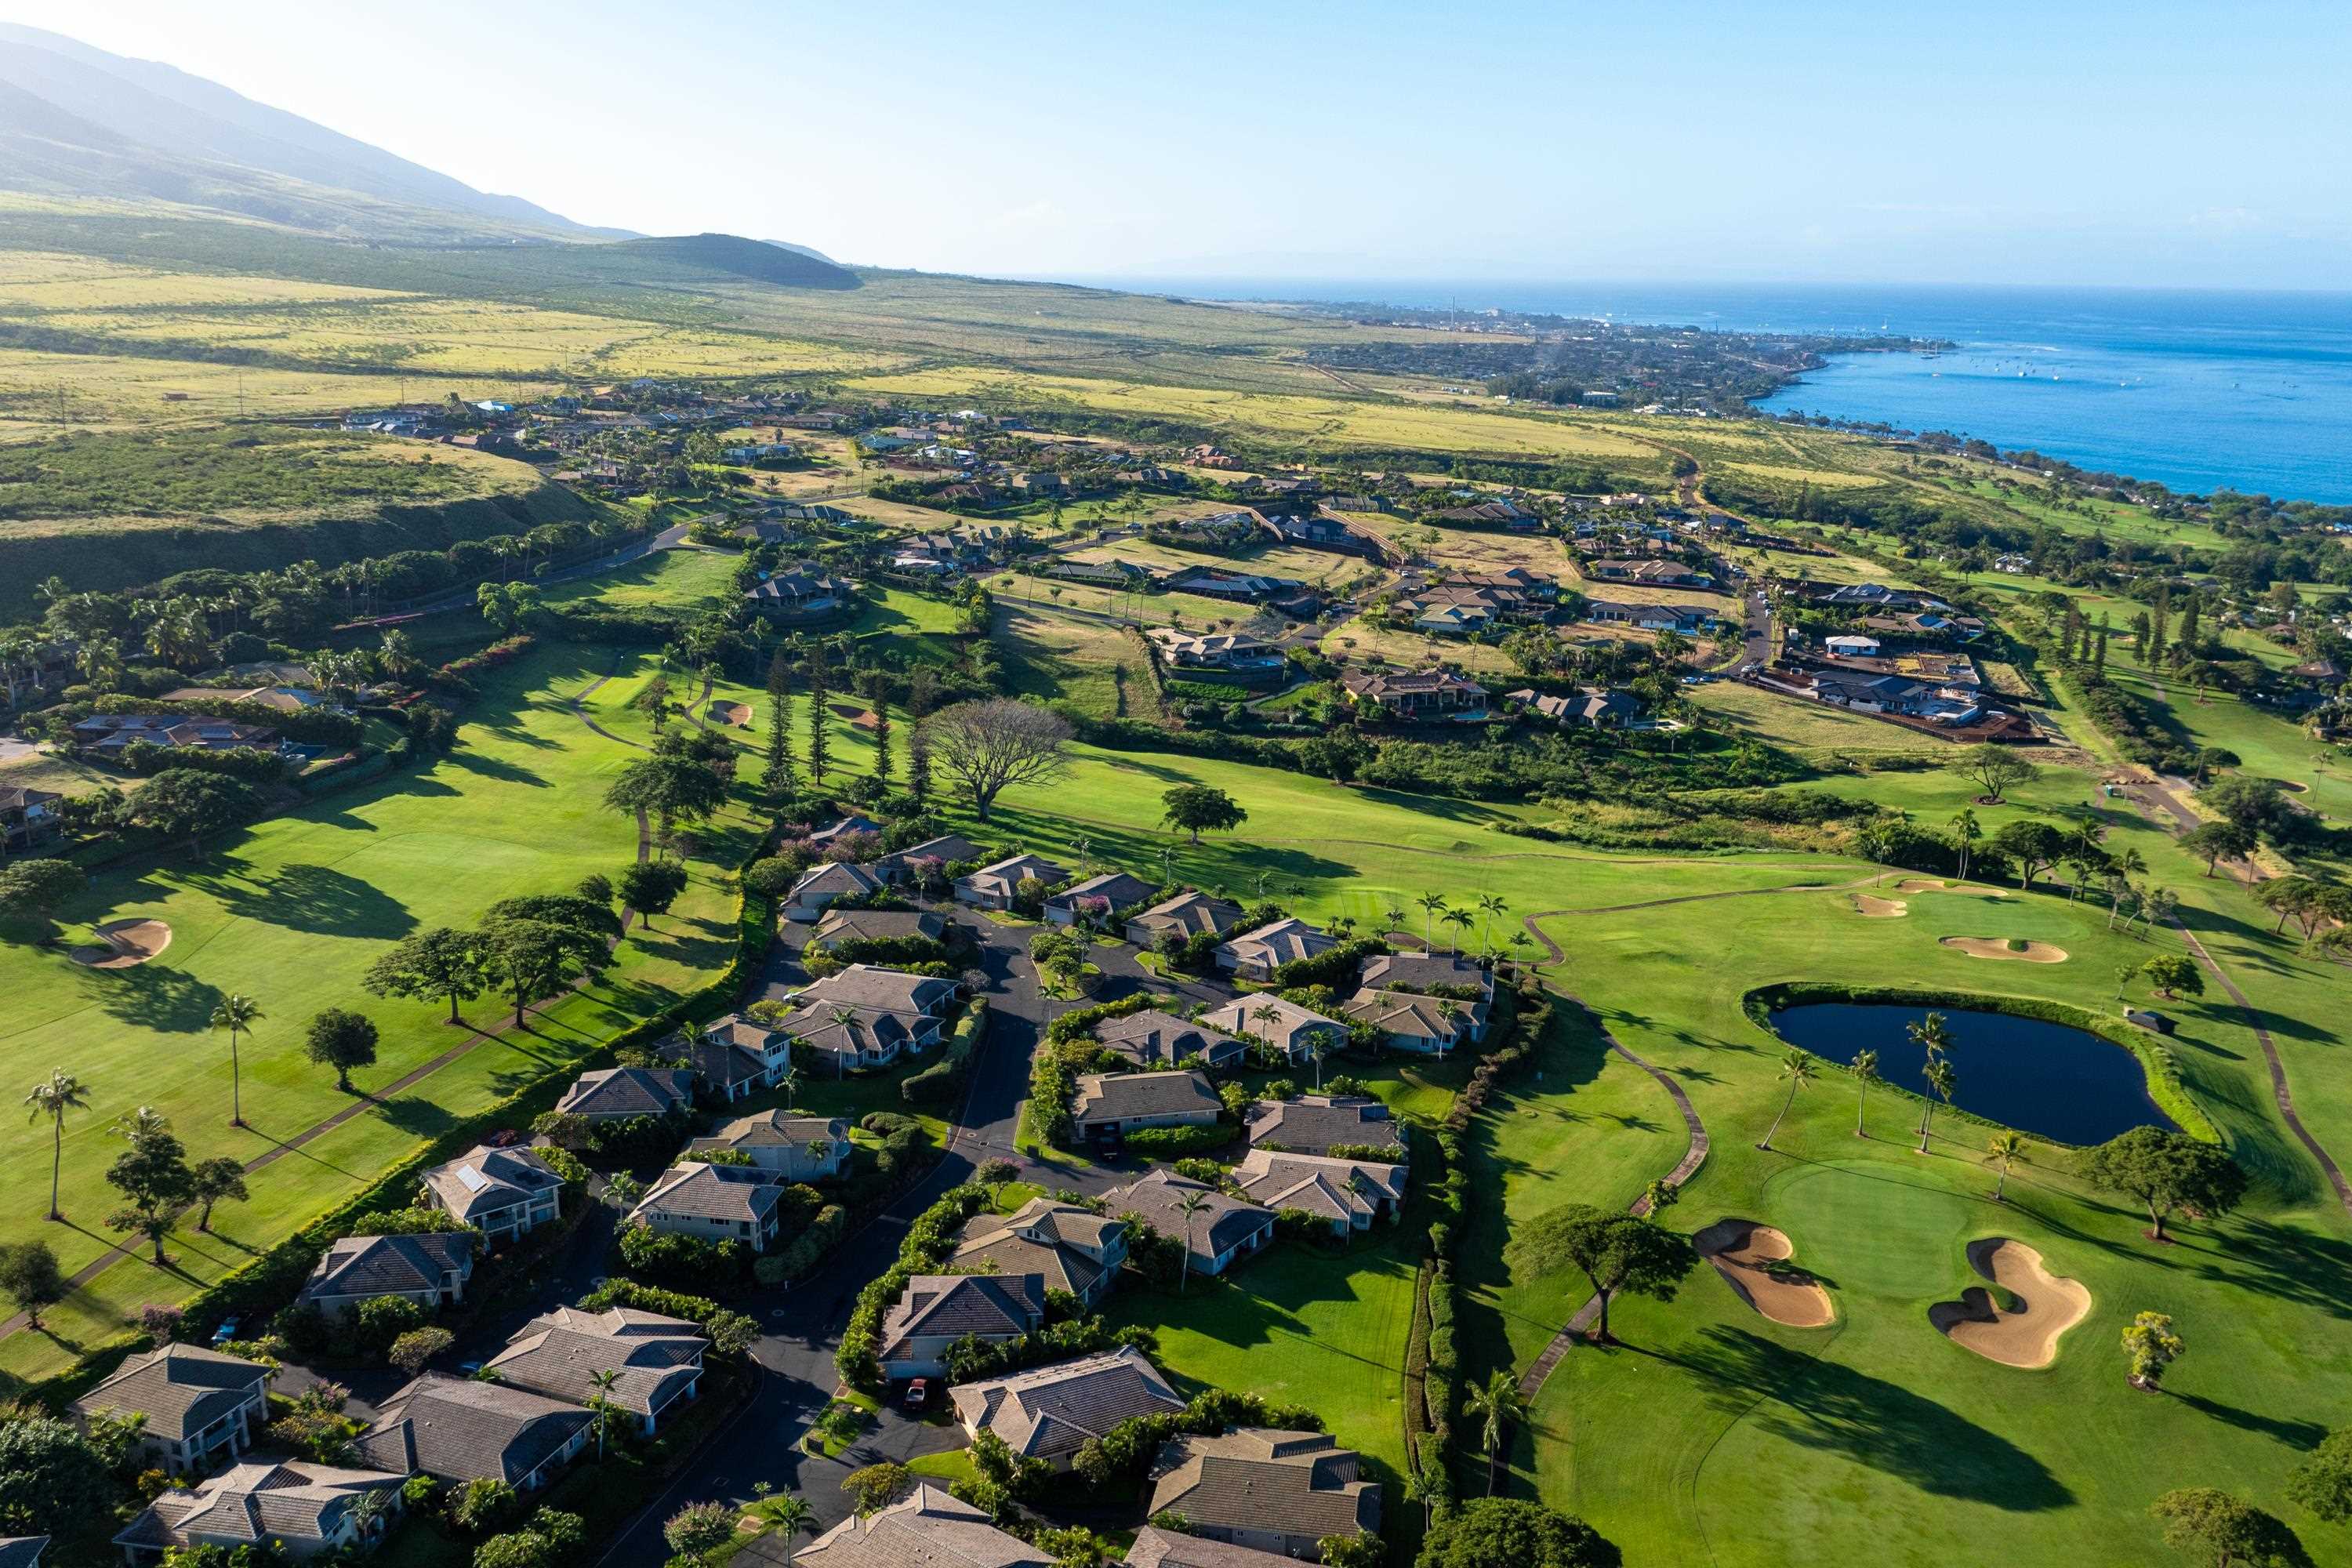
[1340,989,1487,1043]
[1124,1527,1302,1568]
[811,909,947,946]
[115,1461,403,1553]
[1147,1429,1378,1543]
[1232,1150,1406,1225]
[1215,917,1335,971]
[1199,996,1342,1055]
[554,1065,695,1119]
[366,1373,594,1484]
[1356,952,1486,993]
[1094,1010,1246,1069]
[1127,891,1243,940]
[789,861,886,904]
[1045,871,1156,913]
[0,1538,47,1568]
[1105,1171,1273,1269]
[485,1322,703,1417]
[949,1347,1182,1461]
[792,964,956,1014]
[881,1274,1046,1354]
[1241,1097,1395,1155]
[1070,1071,1221,1127]
[689,1111,847,1152]
[630,1162,786,1225]
[300,1232,474,1305]
[73,1345,267,1442]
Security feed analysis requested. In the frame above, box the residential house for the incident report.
[875,833,985,884]
[1358,951,1488,996]
[114,1461,405,1563]
[419,1145,564,1240]
[486,1312,706,1435]
[74,1345,270,1473]
[0,786,60,854]
[298,1232,475,1317]
[1338,668,1489,720]
[954,853,1068,909]
[1105,1171,1274,1277]
[880,1273,1048,1381]
[1434,498,1541,527]
[794,1485,1049,1568]
[0,1538,44,1568]
[1125,891,1243,946]
[953,1200,1130,1308]
[1586,559,1713,587]
[782,860,886,923]
[553,1065,695,1122]
[673,1013,794,1102]
[1823,634,1882,657]
[1584,599,1718,634]
[774,997,945,1075]
[1094,1008,1247,1070]
[1044,870,1156,927]
[1214,916,1336,981]
[949,1348,1185,1470]
[629,1162,793,1252]
[1242,1096,1402,1159]
[1200,996,1347,1064]
[1340,989,1489,1054]
[1047,559,1160,589]
[1145,1429,1381,1559]
[359,1374,593,1491]
[1507,686,1644,728]
[1232,1149,1407,1236]
[743,566,854,622]
[687,1111,850,1181]
[1163,568,1301,604]
[1410,601,1494,637]
[1146,630,1287,681]
[71,714,280,755]
[808,908,947,951]
[1069,1071,1222,1139]
[793,964,958,1019]
[1125,1527,1306,1568]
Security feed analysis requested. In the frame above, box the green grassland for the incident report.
[0,644,759,1388]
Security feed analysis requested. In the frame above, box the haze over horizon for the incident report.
[9,0,2350,294]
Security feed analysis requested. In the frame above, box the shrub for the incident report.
[614,1222,752,1293]
[1123,1121,1237,1159]
[354,1294,430,1355]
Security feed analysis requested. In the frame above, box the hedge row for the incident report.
[902,999,988,1105]
[837,1184,990,1392]
[1122,1120,1240,1160]
[1741,980,2219,1145]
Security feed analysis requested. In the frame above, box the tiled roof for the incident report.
[1071,1071,1221,1126]
[1215,918,1334,971]
[811,909,946,946]
[0,1539,47,1568]
[73,1345,266,1442]
[1124,1526,1304,1568]
[882,1274,1046,1355]
[1105,1171,1273,1269]
[1147,1428,1378,1543]
[1340,988,1488,1042]
[789,861,886,903]
[524,1304,702,1339]
[1357,952,1484,993]
[366,1373,593,1484]
[1232,1149,1406,1225]
[1199,996,1342,1054]
[1046,871,1156,911]
[950,1347,1183,1461]
[877,834,983,870]
[796,1483,1048,1568]
[554,1065,694,1119]
[301,1232,473,1303]
[1126,892,1243,939]
[689,1111,846,1152]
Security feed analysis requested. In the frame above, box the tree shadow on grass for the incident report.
[439,746,553,788]
[2169,1391,2330,1449]
[78,960,222,1034]
[2185,1217,2352,1323]
[371,1097,459,1141]
[1661,1325,2074,1510]
[187,862,418,938]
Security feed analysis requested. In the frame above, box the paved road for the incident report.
[595,905,1190,1566]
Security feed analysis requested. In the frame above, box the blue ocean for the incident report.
[1070,278,2352,504]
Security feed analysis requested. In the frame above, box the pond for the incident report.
[1769,1001,2180,1147]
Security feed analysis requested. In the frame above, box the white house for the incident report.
[419,1145,564,1240]
[73,1345,270,1474]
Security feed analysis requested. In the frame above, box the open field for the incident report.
[0,645,758,1386]
[996,607,1161,722]
[1319,619,1523,678]
[1690,681,1953,757]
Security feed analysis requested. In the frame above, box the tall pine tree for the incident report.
[866,670,894,791]
[804,636,832,786]
[763,647,796,803]
[2094,615,2110,676]
[2147,591,2169,666]
[905,666,934,808]
[2177,594,2200,654]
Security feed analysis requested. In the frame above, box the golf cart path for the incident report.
[1,679,659,1341]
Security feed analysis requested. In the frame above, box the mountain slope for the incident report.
[0,22,633,240]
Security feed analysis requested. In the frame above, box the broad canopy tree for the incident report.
[1505,1202,1694,1344]
[2080,1127,2249,1242]
[1160,785,1247,845]
[363,927,490,1024]
[927,699,1073,823]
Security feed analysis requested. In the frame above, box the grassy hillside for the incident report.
[0,425,597,608]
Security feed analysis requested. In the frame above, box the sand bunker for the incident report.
[1693,1218,1835,1328]
[1892,879,1950,895]
[707,701,752,728]
[1929,1238,2090,1369]
[71,919,172,969]
[828,702,880,731]
[1940,937,2068,964]
[1853,895,1907,918]
[1895,878,2010,898]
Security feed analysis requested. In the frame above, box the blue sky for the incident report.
[18,0,2352,289]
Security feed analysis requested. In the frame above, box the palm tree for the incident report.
[1759,1050,1815,1151]
[1435,999,1465,1061]
[1462,1370,1526,1494]
[1401,1468,1439,1533]
[1906,1011,1951,1064]
[1850,1048,1880,1138]
[1919,1057,1958,1152]
[588,1368,622,1460]
[1949,809,1980,881]
[1475,893,1509,956]
[1984,1131,2027,1201]
[1441,907,1475,955]
[1416,892,1449,949]
[1173,1190,1211,1294]
[764,1495,816,1541]
[25,1069,91,1221]
[346,1487,393,1544]
[1383,902,1407,939]
[209,994,263,1128]
[1305,1034,1330,1093]
[778,1062,800,1109]
[829,1006,860,1076]
[1250,1002,1285,1064]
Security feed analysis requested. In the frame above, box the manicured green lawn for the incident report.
[0,646,755,1387]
